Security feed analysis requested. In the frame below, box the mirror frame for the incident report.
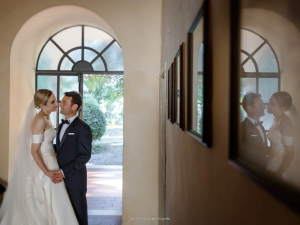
[187,0,212,147]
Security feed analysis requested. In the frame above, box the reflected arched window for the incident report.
[36,25,124,128]
[240,29,280,130]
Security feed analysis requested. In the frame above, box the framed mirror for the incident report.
[230,0,300,214]
[174,43,184,129]
[187,0,212,147]
[168,63,175,123]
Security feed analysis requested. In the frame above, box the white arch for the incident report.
[9,5,120,173]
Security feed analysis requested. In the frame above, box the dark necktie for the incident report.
[255,121,263,127]
[61,119,70,125]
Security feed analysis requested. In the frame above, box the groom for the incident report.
[52,91,92,225]
[240,92,269,169]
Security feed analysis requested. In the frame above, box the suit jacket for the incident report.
[55,117,92,190]
[240,118,269,169]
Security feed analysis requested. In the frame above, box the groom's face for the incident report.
[251,98,266,118]
[59,96,73,115]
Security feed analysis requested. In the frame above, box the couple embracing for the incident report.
[241,92,295,178]
[0,90,92,225]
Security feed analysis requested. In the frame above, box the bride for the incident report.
[266,91,295,180]
[0,89,78,224]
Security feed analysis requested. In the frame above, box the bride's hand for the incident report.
[45,170,59,178]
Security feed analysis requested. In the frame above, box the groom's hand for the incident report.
[51,171,64,184]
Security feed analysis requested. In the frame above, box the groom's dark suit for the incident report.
[55,116,92,225]
[240,118,269,169]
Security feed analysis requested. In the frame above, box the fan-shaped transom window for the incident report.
[36,25,124,73]
[239,29,280,131]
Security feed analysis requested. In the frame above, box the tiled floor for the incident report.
[87,166,122,225]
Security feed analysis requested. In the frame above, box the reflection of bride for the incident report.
[266,92,300,187]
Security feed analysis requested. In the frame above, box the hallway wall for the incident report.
[161,0,300,224]
[0,1,161,224]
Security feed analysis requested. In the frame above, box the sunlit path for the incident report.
[87,166,122,225]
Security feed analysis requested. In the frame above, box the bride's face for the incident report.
[41,94,58,113]
[267,96,284,115]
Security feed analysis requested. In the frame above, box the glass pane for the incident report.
[59,76,79,124]
[60,57,73,70]
[84,49,98,62]
[176,55,180,124]
[243,59,256,72]
[102,42,124,71]
[260,110,273,131]
[38,41,63,70]
[197,75,203,135]
[241,29,264,54]
[253,44,279,72]
[198,44,204,72]
[52,26,82,52]
[239,105,247,123]
[37,75,57,95]
[69,49,82,62]
[37,75,58,128]
[92,58,106,71]
[192,16,204,134]
[240,78,256,102]
[259,78,278,103]
[240,52,248,63]
[59,76,79,99]
[84,26,114,53]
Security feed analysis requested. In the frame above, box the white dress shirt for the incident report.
[59,114,77,178]
[247,116,265,143]
[59,115,78,141]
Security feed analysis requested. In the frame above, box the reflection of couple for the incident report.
[240,92,295,179]
[0,90,92,225]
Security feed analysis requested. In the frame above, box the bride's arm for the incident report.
[31,117,58,178]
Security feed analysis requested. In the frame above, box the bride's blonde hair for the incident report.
[34,89,53,109]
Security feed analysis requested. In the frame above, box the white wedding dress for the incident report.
[266,117,300,188]
[0,102,78,225]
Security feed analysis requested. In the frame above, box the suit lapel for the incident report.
[56,123,63,153]
[261,125,268,147]
[59,117,80,150]
[245,118,265,145]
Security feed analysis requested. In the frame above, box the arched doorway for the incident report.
[36,25,124,223]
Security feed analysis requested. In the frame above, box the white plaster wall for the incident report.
[0,1,162,224]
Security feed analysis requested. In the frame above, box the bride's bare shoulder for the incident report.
[31,114,47,134]
[279,114,294,136]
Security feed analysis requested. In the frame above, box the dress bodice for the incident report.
[267,129,285,154]
[40,126,56,157]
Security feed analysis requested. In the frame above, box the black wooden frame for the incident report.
[168,63,174,122]
[187,0,212,147]
[174,43,184,130]
[229,0,300,215]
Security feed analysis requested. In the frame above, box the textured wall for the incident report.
[161,0,300,224]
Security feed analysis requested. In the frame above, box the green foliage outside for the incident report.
[83,94,107,141]
[84,75,123,125]
[197,75,204,135]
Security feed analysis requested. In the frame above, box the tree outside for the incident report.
[84,74,123,165]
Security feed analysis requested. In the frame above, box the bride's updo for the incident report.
[272,91,292,112]
[34,89,53,109]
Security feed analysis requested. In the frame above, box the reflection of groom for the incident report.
[240,93,269,169]
[52,91,92,225]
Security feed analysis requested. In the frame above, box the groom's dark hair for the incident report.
[242,92,262,113]
[64,91,83,111]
